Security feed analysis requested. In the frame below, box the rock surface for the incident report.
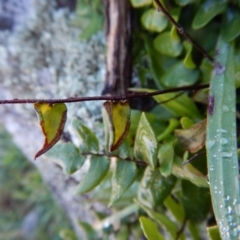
[0,0,105,237]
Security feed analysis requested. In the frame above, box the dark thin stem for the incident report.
[81,152,147,166]
[156,91,184,105]
[175,217,187,240]
[154,0,214,64]
[0,84,209,104]
[183,151,206,165]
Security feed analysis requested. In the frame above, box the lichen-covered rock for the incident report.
[0,0,106,143]
[0,0,106,238]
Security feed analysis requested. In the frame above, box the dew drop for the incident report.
[220,128,228,133]
[220,138,228,145]
[227,214,234,223]
[232,227,239,237]
[222,152,233,158]
[227,206,233,214]
[223,105,229,112]
[224,195,231,201]
[207,140,215,149]
[209,165,214,171]
[233,199,238,205]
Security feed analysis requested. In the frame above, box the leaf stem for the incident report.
[81,152,147,166]
[0,84,209,104]
[175,217,187,240]
[182,151,206,165]
[153,0,214,63]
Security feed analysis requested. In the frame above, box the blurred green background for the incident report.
[0,125,72,240]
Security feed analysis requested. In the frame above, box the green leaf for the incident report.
[158,143,174,177]
[183,41,196,69]
[180,117,194,129]
[139,217,165,240]
[34,103,67,159]
[141,9,168,32]
[103,100,131,152]
[80,13,103,40]
[207,226,221,240]
[59,228,78,240]
[135,199,184,240]
[164,196,185,224]
[131,88,202,120]
[206,37,240,239]
[134,113,158,169]
[154,32,183,57]
[75,156,109,194]
[72,119,99,153]
[153,92,202,120]
[142,35,165,89]
[138,167,177,208]
[170,26,180,41]
[45,142,84,174]
[157,118,179,142]
[169,8,181,22]
[115,226,129,240]
[86,172,112,206]
[109,159,137,206]
[90,172,138,208]
[192,0,227,29]
[161,61,199,88]
[174,0,195,6]
[78,221,98,240]
[200,58,212,84]
[155,94,202,120]
[174,119,207,153]
[221,8,240,42]
[130,0,152,8]
[182,180,211,222]
[188,221,200,240]
[172,156,208,187]
[192,89,209,104]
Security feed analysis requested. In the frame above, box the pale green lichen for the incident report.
[0,0,105,139]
